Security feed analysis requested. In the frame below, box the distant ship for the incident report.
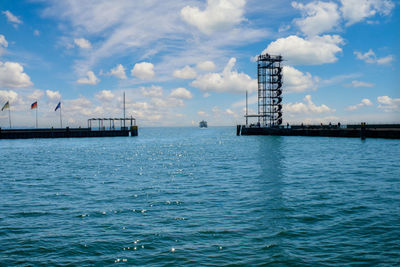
[199,120,208,128]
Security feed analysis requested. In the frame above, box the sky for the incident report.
[0,0,399,128]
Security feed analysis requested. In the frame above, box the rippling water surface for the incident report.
[1,127,400,265]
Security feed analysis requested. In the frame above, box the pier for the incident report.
[237,124,400,139]
[0,118,138,139]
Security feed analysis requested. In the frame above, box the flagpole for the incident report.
[36,104,38,128]
[60,104,62,128]
[8,104,11,128]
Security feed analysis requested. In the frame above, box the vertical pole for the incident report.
[245,90,248,127]
[8,104,11,128]
[123,92,126,128]
[36,105,38,128]
[60,105,63,128]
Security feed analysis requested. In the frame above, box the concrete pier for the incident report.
[238,124,400,139]
[0,126,138,139]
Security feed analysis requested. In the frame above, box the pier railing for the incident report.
[87,117,136,131]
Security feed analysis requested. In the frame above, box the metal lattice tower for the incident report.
[257,54,283,127]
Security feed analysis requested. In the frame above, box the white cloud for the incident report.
[361,98,373,106]
[346,98,373,110]
[283,66,319,93]
[264,35,344,65]
[346,80,375,87]
[354,49,393,65]
[76,71,100,85]
[170,87,193,99]
[285,95,335,114]
[0,61,33,88]
[65,97,93,116]
[2,10,22,25]
[340,0,395,26]
[197,61,216,71]
[41,1,266,79]
[74,38,92,49]
[181,0,246,34]
[173,65,197,79]
[198,111,208,117]
[292,1,340,36]
[203,93,211,98]
[191,58,257,94]
[225,108,235,115]
[377,95,400,111]
[0,35,8,48]
[46,90,61,101]
[141,85,163,98]
[110,64,127,79]
[34,30,40,36]
[95,90,115,102]
[150,97,184,108]
[0,90,18,103]
[0,34,8,56]
[28,90,44,100]
[131,62,155,80]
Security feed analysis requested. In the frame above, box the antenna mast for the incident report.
[123,92,126,128]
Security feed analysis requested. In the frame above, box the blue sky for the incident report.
[0,0,399,127]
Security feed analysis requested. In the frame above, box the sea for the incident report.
[1,127,399,266]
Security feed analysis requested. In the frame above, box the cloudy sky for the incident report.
[0,0,399,127]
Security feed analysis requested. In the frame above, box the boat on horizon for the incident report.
[199,120,207,128]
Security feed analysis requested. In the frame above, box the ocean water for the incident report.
[1,127,399,266]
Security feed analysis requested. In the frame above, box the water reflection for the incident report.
[254,136,290,262]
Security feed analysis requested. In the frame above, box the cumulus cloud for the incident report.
[377,95,400,111]
[191,58,257,94]
[181,0,246,34]
[197,61,216,71]
[292,1,340,36]
[76,71,100,85]
[170,87,193,99]
[131,62,155,80]
[46,90,61,101]
[283,66,319,93]
[64,97,93,116]
[140,85,163,98]
[354,49,394,65]
[346,98,373,110]
[285,95,335,114]
[2,10,22,25]
[95,90,115,102]
[173,65,197,79]
[74,38,92,49]
[264,35,344,65]
[0,61,33,88]
[0,90,18,104]
[33,30,40,36]
[340,0,395,26]
[346,80,375,87]
[110,64,127,79]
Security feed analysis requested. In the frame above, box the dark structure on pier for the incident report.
[243,53,283,128]
[256,54,283,127]
[237,53,400,139]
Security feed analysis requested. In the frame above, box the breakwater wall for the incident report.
[0,126,138,139]
[238,124,400,139]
